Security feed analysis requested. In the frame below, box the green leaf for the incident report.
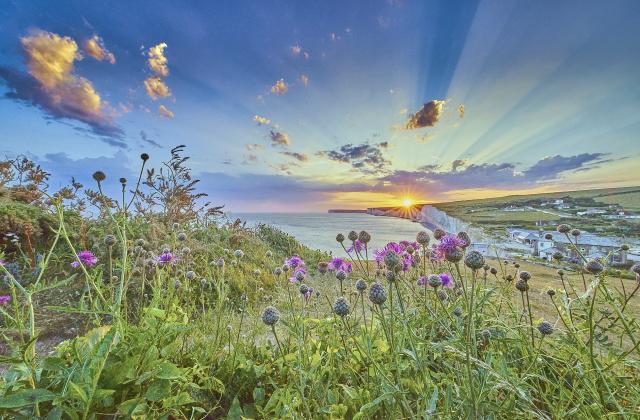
[68,382,88,403]
[155,361,183,380]
[227,396,243,420]
[145,380,172,402]
[0,388,56,408]
[252,387,265,405]
[162,391,195,408]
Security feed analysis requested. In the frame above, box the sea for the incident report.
[229,213,431,255]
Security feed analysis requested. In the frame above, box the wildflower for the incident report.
[92,171,106,182]
[71,251,98,268]
[385,270,397,282]
[200,278,208,287]
[103,234,116,247]
[177,232,187,241]
[181,247,191,255]
[433,228,446,240]
[416,231,430,246]
[547,289,556,297]
[185,271,196,280]
[157,252,176,266]
[234,250,244,258]
[348,231,358,242]
[538,320,554,336]
[514,263,520,269]
[336,270,347,281]
[557,224,571,234]
[519,271,531,281]
[490,267,498,275]
[333,297,350,317]
[284,255,304,269]
[336,233,345,243]
[453,307,463,317]
[464,251,485,270]
[216,257,225,267]
[545,233,553,240]
[506,274,513,282]
[119,177,127,185]
[553,251,564,261]
[405,245,415,255]
[346,240,364,254]
[439,272,454,288]
[584,259,603,274]
[140,152,150,161]
[368,282,387,305]
[383,250,401,270]
[299,284,310,295]
[428,274,442,288]
[355,279,367,292]
[317,262,329,274]
[444,247,463,263]
[417,276,427,286]
[290,267,306,283]
[632,263,640,275]
[0,295,11,305]
[274,267,283,276]
[262,306,280,326]
[570,229,581,237]
[620,244,629,251]
[456,231,471,248]
[515,278,529,292]
[358,231,371,244]
[437,290,448,301]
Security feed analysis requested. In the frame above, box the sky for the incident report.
[1,0,639,212]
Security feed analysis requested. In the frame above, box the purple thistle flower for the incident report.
[285,255,305,269]
[346,239,364,254]
[0,295,11,305]
[289,267,307,283]
[439,272,454,288]
[373,242,403,265]
[71,251,98,268]
[401,253,413,272]
[328,257,353,273]
[436,235,465,255]
[417,276,427,286]
[157,252,176,266]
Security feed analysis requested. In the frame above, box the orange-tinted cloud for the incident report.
[458,104,465,118]
[158,104,174,118]
[271,79,288,95]
[84,35,115,64]
[253,114,271,125]
[269,130,291,146]
[144,76,171,99]
[147,42,169,76]
[405,100,445,129]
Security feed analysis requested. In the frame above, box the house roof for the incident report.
[507,228,620,248]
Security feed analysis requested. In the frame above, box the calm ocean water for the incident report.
[230,213,431,255]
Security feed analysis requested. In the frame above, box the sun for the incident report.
[402,198,413,207]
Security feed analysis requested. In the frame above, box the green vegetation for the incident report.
[1,152,640,418]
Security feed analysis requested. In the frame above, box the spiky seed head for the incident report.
[368,282,387,305]
[557,269,564,276]
[185,271,196,280]
[119,177,127,185]
[553,251,564,261]
[405,245,415,255]
[506,274,513,282]
[483,264,490,271]
[336,233,345,243]
[453,307,463,317]
[585,259,603,274]
[336,270,347,281]
[347,230,358,242]
[356,279,367,292]
[92,171,106,182]
[226,324,232,332]
[515,278,529,292]
[266,250,273,258]
[173,279,181,289]
[457,231,471,248]
[570,228,581,237]
[632,263,640,275]
[172,222,180,230]
[620,244,630,251]
[547,289,556,297]
[481,329,491,340]
[464,251,485,270]
[177,232,187,241]
[200,278,208,286]
[135,238,145,247]
[274,267,283,276]
[282,264,289,272]
[299,284,310,295]
[295,271,306,282]
[253,269,261,276]
[384,251,401,269]
[262,306,280,326]
[433,228,446,240]
[514,263,520,269]
[385,270,397,282]
[333,297,350,317]
[519,271,531,281]
[445,247,464,263]
[234,249,244,258]
[181,247,190,255]
[557,224,572,234]
[490,267,498,275]
[416,231,430,246]
[538,320,554,335]
[437,290,448,301]
[104,234,116,247]
[140,153,150,161]
[358,230,371,244]
[545,233,553,240]
[317,262,329,274]
[216,257,225,267]
[428,274,442,288]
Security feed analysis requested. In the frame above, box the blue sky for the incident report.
[1,0,639,211]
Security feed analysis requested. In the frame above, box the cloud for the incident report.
[271,79,288,95]
[290,44,302,55]
[458,104,464,118]
[269,130,291,147]
[320,141,390,173]
[253,114,271,125]
[144,76,171,99]
[281,151,309,162]
[405,100,445,130]
[157,104,174,118]
[299,74,309,87]
[140,130,162,148]
[245,143,263,151]
[523,153,605,180]
[147,43,168,76]
[84,35,115,64]
[451,159,466,171]
[0,30,123,145]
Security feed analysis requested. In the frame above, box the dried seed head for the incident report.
[416,231,430,246]
[428,274,442,288]
[358,230,371,244]
[584,259,603,274]
[185,271,196,280]
[103,234,116,247]
[519,271,531,281]
[457,231,471,248]
[464,251,485,270]
[92,171,106,182]
[490,267,498,275]
[262,306,280,326]
[433,228,446,240]
[544,233,553,240]
[336,233,345,243]
[557,224,572,234]
[538,320,554,336]
[336,270,347,281]
[368,282,387,305]
[445,247,463,263]
[140,153,150,161]
[177,232,187,241]
[515,278,529,292]
[355,279,367,292]
[333,297,350,317]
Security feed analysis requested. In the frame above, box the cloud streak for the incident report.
[320,141,390,173]
[84,35,115,64]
